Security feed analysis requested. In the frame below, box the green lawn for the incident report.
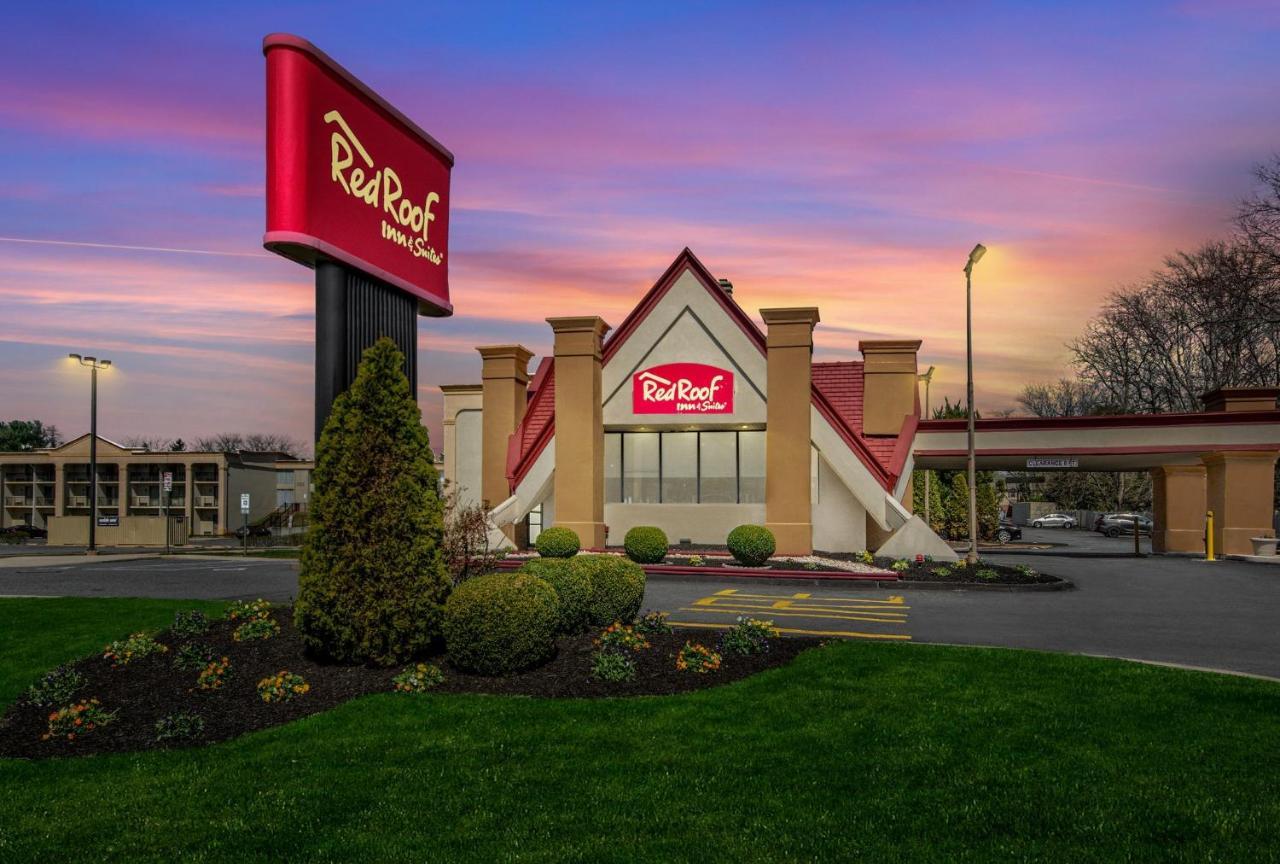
[2,598,1280,862]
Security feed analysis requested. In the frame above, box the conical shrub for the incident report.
[295,337,449,665]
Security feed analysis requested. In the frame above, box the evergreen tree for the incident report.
[294,338,449,665]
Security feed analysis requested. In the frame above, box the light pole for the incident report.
[917,365,935,527]
[963,244,986,565]
[69,354,111,554]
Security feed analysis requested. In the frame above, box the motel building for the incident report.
[0,435,313,545]
[442,249,1280,560]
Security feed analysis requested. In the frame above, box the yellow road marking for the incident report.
[714,589,739,596]
[680,607,907,625]
[702,590,905,606]
[691,596,910,614]
[793,592,812,599]
[669,620,911,641]
[771,600,794,609]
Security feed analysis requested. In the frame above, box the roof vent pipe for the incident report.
[717,278,733,295]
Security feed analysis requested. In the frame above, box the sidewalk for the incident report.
[0,552,160,569]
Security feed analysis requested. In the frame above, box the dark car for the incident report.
[233,524,272,539]
[1095,513,1153,537]
[1,524,47,539]
[993,519,1022,544]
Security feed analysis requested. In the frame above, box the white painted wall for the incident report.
[451,410,483,508]
[812,453,867,552]
[604,502,766,545]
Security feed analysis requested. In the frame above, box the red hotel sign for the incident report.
[633,363,734,414]
[263,34,454,315]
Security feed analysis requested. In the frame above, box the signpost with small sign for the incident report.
[240,493,251,554]
[162,471,173,555]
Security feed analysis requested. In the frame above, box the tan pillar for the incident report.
[217,462,228,536]
[53,462,65,517]
[1200,387,1279,413]
[183,462,194,527]
[476,346,533,511]
[859,340,922,435]
[762,307,820,555]
[548,317,610,549]
[118,462,129,516]
[1203,451,1279,556]
[1150,465,1206,554]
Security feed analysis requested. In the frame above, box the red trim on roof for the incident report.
[602,248,766,364]
[915,442,1280,458]
[507,359,556,489]
[917,409,1280,433]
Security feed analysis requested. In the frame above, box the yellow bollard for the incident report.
[1205,510,1215,562]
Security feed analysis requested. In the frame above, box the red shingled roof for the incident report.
[506,251,915,492]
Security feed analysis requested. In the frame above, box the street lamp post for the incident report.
[963,244,986,566]
[69,354,111,554]
[917,365,935,527]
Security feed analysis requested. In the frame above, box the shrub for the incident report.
[196,657,231,691]
[891,559,910,572]
[535,526,580,558]
[635,610,672,636]
[442,482,501,585]
[976,568,999,581]
[592,650,636,682]
[570,555,646,626]
[155,711,205,743]
[443,572,560,675]
[675,641,721,674]
[258,671,310,703]
[172,610,210,637]
[855,550,875,565]
[26,664,84,707]
[392,662,445,693]
[623,526,668,564]
[727,525,775,567]
[720,616,779,656]
[521,558,591,634]
[594,622,650,653]
[227,598,272,621]
[935,566,952,577]
[295,337,450,666]
[687,554,705,567]
[103,633,168,668]
[42,698,117,742]
[233,616,280,642]
[172,642,215,670]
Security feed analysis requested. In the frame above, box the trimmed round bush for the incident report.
[570,554,646,626]
[727,524,776,567]
[442,572,559,675]
[535,526,580,558]
[520,558,591,634]
[623,526,668,564]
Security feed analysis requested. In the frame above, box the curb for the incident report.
[496,557,897,582]
[894,578,1075,592]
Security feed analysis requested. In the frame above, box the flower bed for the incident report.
[819,552,1066,586]
[0,605,818,760]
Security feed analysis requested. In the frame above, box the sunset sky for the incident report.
[3,1,1279,453]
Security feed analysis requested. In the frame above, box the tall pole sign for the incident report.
[262,34,454,442]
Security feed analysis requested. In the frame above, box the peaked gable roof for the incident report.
[507,249,915,492]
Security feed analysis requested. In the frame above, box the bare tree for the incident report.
[121,435,167,451]
[1016,379,1116,417]
[1238,154,1280,270]
[193,433,305,456]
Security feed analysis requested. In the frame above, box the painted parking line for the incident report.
[674,587,911,640]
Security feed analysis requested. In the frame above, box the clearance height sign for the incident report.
[263,34,454,316]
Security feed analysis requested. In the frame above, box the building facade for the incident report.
[0,435,312,543]
[442,249,1280,558]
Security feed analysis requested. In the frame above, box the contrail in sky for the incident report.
[0,236,268,258]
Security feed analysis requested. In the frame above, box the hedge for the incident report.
[623,526,668,564]
[520,558,591,634]
[442,572,559,675]
[535,526,580,558]
[727,524,775,567]
[570,554,646,625]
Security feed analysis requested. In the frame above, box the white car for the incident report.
[1031,513,1077,529]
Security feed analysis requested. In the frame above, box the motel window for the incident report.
[661,432,697,503]
[738,430,766,503]
[698,431,737,503]
[604,430,764,505]
[622,432,660,504]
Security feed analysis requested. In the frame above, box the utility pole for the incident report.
[963,245,986,566]
[70,354,111,554]
[918,365,935,527]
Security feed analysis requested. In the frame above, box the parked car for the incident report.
[993,519,1023,544]
[1031,513,1077,529]
[1095,513,1153,537]
[1,524,47,539]
[233,524,272,539]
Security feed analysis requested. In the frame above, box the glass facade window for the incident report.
[738,430,766,503]
[660,432,697,503]
[604,430,764,505]
[698,431,737,503]
[622,432,660,503]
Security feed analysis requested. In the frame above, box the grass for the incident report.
[2,598,1280,862]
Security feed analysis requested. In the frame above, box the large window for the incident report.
[604,430,766,504]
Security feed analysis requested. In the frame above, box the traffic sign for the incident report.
[162,471,173,492]
[240,493,251,514]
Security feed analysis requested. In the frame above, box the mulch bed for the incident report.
[0,607,819,760]
[819,552,1065,585]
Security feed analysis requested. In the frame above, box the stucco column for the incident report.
[182,461,194,526]
[1150,465,1206,554]
[118,462,130,516]
[1203,451,1278,556]
[477,346,533,512]
[859,340,921,435]
[53,462,65,517]
[217,463,228,536]
[762,307,820,555]
[548,316,611,549]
